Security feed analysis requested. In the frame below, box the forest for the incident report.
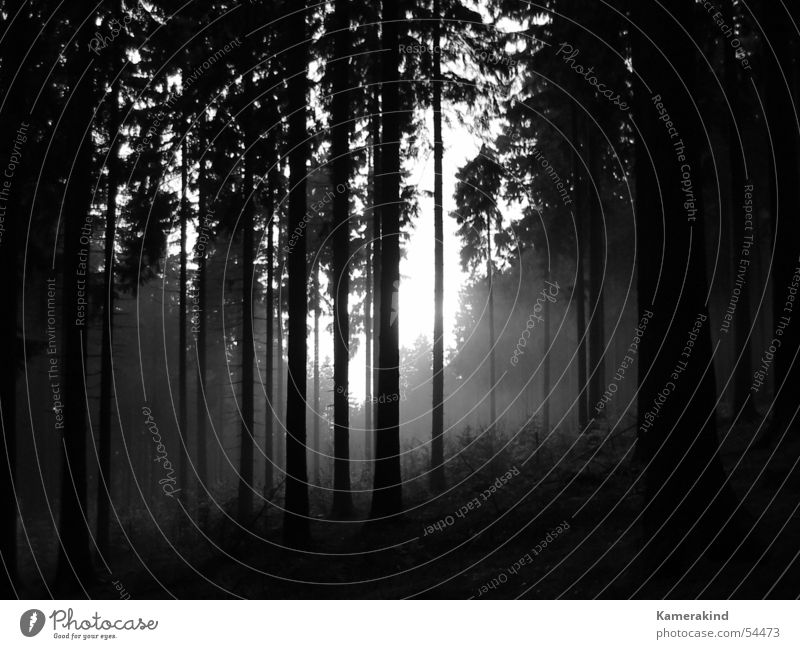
[0,0,799,599]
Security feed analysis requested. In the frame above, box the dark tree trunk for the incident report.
[757,0,800,444]
[283,1,311,544]
[331,0,353,517]
[543,266,551,433]
[178,139,189,500]
[370,0,403,519]
[486,214,497,447]
[97,71,121,556]
[632,0,744,571]
[0,2,31,596]
[369,18,382,472]
[275,219,285,476]
[238,73,256,523]
[264,181,275,494]
[371,108,382,468]
[55,6,96,593]
[364,209,373,462]
[571,110,588,432]
[723,0,755,420]
[313,269,321,487]
[195,111,209,517]
[430,0,445,491]
[587,131,605,416]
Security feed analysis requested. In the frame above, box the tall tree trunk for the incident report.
[195,111,209,517]
[757,0,800,444]
[238,72,256,523]
[283,0,311,544]
[587,131,605,416]
[430,0,445,490]
[97,71,121,556]
[370,0,403,519]
[313,269,321,486]
[178,139,189,500]
[364,210,373,461]
[571,109,588,432]
[543,266,551,433]
[331,0,353,517]
[264,181,275,494]
[55,6,96,592]
[486,214,497,449]
[632,0,744,571]
[369,17,382,467]
[723,0,755,420]
[276,219,285,476]
[371,109,382,469]
[0,4,31,596]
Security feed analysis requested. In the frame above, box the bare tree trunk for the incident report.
[369,20,382,475]
[487,214,497,450]
[284,0,311,544]
[720,0,755,419]
[370,0,403,519]
[195,111,209,519]
[571,109,588,432]
[430,0,445,491]
[238,71,256,523]
[757,0,800,445]
[313,269,321,487]
[264,191,275,494]
[543,266,551,433]
[178,139,189,501]
[331,0,353,517]
[98,69,121,555]
[55,6,96,593]
[0,4,32,595]
[587,132,605,417]
[276,220,285,476]
[632,0,745,570]
[364,209,373,462]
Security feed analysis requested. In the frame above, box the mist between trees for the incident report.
[1,0,799,600]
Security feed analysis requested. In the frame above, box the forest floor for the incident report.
[16,417,800,599]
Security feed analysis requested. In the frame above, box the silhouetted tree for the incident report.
[283,0,311,544]
[371,0,404,519]
[632,0,745,572]
[330,0,354,517]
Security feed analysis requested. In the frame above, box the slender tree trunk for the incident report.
[238,72,256,523]
[331,0,353,517]
[0,8,29,593]
[178,139,189,501]
[370,0,403,519]
[195,111,209,517]
[276,220,285,476]
[723,0,755,419]
[284,1,311,544]
[364,210,373,462]
[97,73,121,555]
[55,8,96,592]
[632,0,745,570]
[369,20,382,475]
[757,0,800,444]
[264,183,275,494]
[486,215,497,448]
[543,266,551,433]
[371,127,382,467]
[430,0,445,490]
[313,269,321,487]
[571,110,588,432]
[587,131,605,416]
